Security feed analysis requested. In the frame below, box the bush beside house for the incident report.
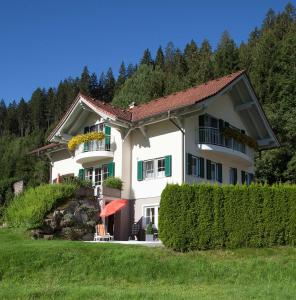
[5,184,78,229]
[4,183,101,240]
[159,183,296,251]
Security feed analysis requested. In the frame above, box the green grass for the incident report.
[1,229,296,299]
[4,183,77,228]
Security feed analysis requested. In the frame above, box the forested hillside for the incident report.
[0,3,295,191]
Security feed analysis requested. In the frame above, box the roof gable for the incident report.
[47,70,279,148]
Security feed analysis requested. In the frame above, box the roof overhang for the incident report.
[126,73,279,149]
[48,94,130,143]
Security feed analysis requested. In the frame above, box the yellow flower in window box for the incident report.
[68,132,105,151]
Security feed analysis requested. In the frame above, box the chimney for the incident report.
[129,102,136,109]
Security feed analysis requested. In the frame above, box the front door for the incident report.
[106,214,114,236]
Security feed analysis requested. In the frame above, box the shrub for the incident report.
[5,183,78,229]
[104,177,123,190]
[146,223,153,234]
[63,176,92,188]
[159,183,296,251]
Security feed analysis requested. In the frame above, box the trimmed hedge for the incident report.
[5,183,78,229]
[159,184,296,251]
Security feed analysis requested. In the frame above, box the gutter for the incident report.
[168,111,185,183]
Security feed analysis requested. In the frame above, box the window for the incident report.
[102,164,109,181]
[145,207,155,225]
[157,158,165,177]
[85,168,93,183]
[143,160,154,179]
[246,172,254,185]
[143,205,159,229]
[211,162,218,181]
[206,160,222,183]
[139,156,171,181]
[94,168,101,185]
[229,167,237,184]
[187,154,204,178]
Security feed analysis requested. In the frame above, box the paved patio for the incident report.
[86,240,163,247]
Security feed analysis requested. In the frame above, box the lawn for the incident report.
[0,229,296,299]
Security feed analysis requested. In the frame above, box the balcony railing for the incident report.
[197,127,246,154]
[76,136,114,155]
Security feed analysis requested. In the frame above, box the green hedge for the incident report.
[159,184,296,251]
[5,183,78,229]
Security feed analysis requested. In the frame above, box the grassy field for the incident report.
[0,229,296,299]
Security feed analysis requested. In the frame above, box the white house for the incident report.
[32,70,279,240]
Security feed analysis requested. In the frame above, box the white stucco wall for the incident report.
[51,150,81,182]
[130,120,183,200]
[184,94,255,185]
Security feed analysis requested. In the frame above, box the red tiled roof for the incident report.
[48,70,245,142]
[81,93,132,121]
[130,70,245,122]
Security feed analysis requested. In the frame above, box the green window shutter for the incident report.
[104,125,111,135]
[186,153,192,175]
[249,173,254,183]
[199,157,205,178]
[104,125,111,150]
[83,142,89,152]
[241,170,246,184]
[218,119,224,130]
[108,162,115,177]
[224,122,229,128]
[137,161,143,181]
[217,163,223,183]
[199,115,205,127]
[206,159,212,180]
[164,155,172,177]
[233,168,237,184]
[78,169,85,180]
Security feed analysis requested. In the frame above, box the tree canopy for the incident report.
[0,3,295,188]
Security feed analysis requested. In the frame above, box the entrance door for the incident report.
[106,214,114,236]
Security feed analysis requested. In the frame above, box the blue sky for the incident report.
[0,0,290,104]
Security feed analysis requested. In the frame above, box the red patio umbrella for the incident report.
[100,199,128,217]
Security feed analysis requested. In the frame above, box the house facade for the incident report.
[33,71,279,240]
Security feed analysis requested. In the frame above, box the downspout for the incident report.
[168,111,185,183]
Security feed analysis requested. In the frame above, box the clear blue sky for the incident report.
[0,0,290,104]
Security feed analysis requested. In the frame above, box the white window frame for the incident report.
[210,161,219,182]
[229,167,236,184]
[142,204,159,229]
[85,168,93,183]
[143,157,166,180]
[191,155,202,177]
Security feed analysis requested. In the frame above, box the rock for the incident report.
[35,194,100,241]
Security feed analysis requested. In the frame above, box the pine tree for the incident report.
[126,63,137,78]
[164,42,176,73]
[155,46,165,70]
[140,48,153,66]
[17,98,28,136]
[4,101,19,135]
[197,39,214,82]
[79,66,91,95]
[29,88,47,131]
[116,62,127,90]
[0,99,7,134]
[214,31,239,76]
[104,68,116,102]
[90,72,99,98]
[184,40,200,85]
